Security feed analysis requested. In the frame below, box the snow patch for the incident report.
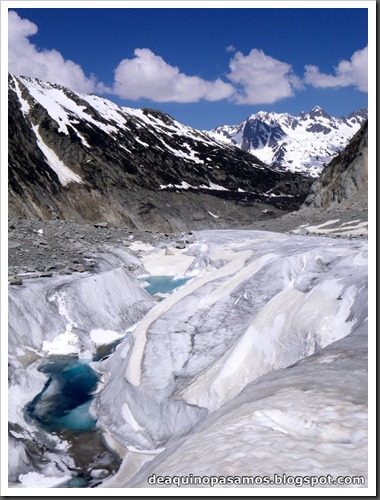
[293,219,368,237]
[32,125,83,186]
[90,329,124,347]
[141,248,195,277]
[208,211,219,219]
[12,76,30,115]
[129,241,156,253]
[41,331,79,355]
[18,472,72,488]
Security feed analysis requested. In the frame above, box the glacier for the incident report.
[7,230,370,491]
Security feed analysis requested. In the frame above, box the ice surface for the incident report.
[127,325,368,488]
[8,256,155,485]
[90,329,126,347]
[9,267,154,356]
[18,472,72,488]
[41,331,79,355]
[8,230,369,490]
[141,247,195,276]
[91,230,368,490]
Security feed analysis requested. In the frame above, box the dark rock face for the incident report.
[241,119,286,150]
[303,121,368,210]
[8,74,311,231]
[347,108,368,124]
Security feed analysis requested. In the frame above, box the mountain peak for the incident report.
[209,106,367,177]
[308,106,331,119]
[347,108,368,121]
[249,110,273,121]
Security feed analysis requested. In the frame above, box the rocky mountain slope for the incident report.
[8,75,311,232]
[303,120,368,210]
[208,106,367,177]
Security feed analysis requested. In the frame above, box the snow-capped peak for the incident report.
[208,106,367,177]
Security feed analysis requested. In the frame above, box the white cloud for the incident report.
[8,10,98,94]
[227,49,303,105]
[8,9,367,111]
[112,48,234,103]
[304,47,368,92]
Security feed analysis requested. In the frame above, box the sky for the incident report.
[6,2,370,130]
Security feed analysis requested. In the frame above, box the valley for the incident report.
[7,74,369,491]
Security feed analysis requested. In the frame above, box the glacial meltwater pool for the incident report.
[142,275,191,296]
[24,356,122,487]
[26,356,99,433]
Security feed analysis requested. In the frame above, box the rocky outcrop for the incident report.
[8,74,311,231]
[303,121,368,210]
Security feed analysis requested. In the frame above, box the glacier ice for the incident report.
[125,323,368,488]
[7,230,369,490]
[92,230,368,488]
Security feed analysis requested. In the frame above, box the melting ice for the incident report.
[8,230,369,490]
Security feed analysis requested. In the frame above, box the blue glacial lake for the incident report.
[142,275,191,295]
[26,356,99,433]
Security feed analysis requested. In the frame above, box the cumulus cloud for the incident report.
[226,49,303,105]
[304,47,368,92]
[8,10,98,94]
[9,10,367,109]
[112,48,235,103]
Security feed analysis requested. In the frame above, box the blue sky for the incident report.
[7,3,369,129]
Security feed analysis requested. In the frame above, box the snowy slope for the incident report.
[208,107,368,177]
[10,74,219,157]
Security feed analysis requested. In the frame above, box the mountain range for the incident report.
[207,106,367,177]
[8,74,312,231]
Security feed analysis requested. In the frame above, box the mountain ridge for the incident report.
[8,74,311,231]
[207,106,367,177]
